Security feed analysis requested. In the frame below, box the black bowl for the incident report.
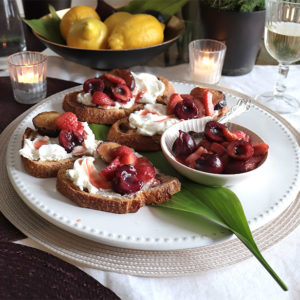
[34,10,184,70]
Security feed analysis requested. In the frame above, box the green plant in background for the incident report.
[200,0,265,12]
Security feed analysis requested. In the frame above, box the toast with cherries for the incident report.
[56,142,181,213]
[62,69,175,125]
[107,87,229,151]
[19,111,99,178]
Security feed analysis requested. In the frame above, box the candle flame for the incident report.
[18,72,40,84]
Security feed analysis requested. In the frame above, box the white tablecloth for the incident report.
[2,56,300,300]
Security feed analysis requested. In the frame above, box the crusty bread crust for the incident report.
[63,91,144,125]
[56,168,181,214]
[21,128,77,178]
[107,118,161,151]
[156,76,175,104]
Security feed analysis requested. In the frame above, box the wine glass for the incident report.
[256,0,300,114]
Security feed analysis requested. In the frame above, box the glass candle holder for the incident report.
[7,51,47,104]
[189,39,226,84]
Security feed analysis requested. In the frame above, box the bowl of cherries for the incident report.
[161,119,269,186]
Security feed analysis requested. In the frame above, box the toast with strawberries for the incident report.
[19,111,99,178]
[62,69,175,125]
[56,142,181,213]
[106,88,229,151]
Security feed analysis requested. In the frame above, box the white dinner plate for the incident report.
[6,83,300,250]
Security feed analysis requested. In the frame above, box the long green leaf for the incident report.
[23,5,65,44]
[118,0,188,20]
[90,119,287,291]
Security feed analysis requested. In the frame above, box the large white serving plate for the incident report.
[6,83,300,251]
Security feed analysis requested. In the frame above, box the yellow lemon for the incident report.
[60,6,100,40]
[66,18,108,49]
[104,11,132,34]
[108,14,165,50]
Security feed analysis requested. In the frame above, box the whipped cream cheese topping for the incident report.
[132,72,165,104]
[67,157,100,194]
[19,122,97,161]
[67,156,154,198]
[129,103,180,136]
[77,92,136,110]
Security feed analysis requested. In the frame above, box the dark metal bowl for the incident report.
[33,10,184,70]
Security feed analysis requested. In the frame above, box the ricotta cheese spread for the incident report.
[19,122,97,161]
[129,104,180,136]
[67,156,154,197]
[132,72,165,104]
[77,92,136,110]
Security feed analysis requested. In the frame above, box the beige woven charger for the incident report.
[0,101,299,277]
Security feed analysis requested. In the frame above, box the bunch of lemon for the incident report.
[60,6,165,50]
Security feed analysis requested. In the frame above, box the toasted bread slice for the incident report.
[63,91,144,125]
[20,128,77,178]
[156,76,175,104]
[107,117,162,151]
[56,165,180,214]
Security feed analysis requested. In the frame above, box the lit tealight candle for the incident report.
[17,70,40,84]
[7,52,48,104]
[189,40,226,85]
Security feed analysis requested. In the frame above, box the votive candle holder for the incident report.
[7,51,47,104]
[189,39,226,84]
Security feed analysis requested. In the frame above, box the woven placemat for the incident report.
[0,103,299,277]
[0,242,120,299]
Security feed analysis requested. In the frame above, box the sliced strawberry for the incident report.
[120,152,137,165]
[135,157,156,183]
[222,128,240,142]
[102,73,126,86]
[100,157,122,180]
[76,122,85,134]
[111,84,131,102]
[92,91,115,107]
[180,94,194,101]
[203,90,215,116]
[185,146,208,165]
[193,99,206,118]
[198,138,212,151]
[111,145,132,158]
[166,93,182,115]
[252,142,269,156]
[210,142,226,155]
[231,130,250,142]
[55,112,79,131]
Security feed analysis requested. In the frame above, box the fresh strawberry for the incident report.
[111,145,137,165]
[92,91,115,107]
[100,157,122,180]
[135,157,156,183]
[102,73,126,86]
[222,128,240,142]
[210,142,226,155]
[231,130,250,142]
[76,122,85,134]
[185,146,208,165]
[120,152,137,165]
[193,99,206,117]
[111,145,132,158]
[180,94,194,101]
[166,93,182,115]
[203,90,215,116]
[55,112,79,131]
[198,138,212,151]
[252,142,269,156]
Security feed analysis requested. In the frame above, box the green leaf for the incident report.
[89,123,287,291]
[118,0,188,20]
[23,5,65,44]
[88,123,110,141]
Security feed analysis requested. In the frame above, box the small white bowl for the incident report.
[161,118,268,187]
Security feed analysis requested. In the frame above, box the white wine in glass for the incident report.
[257,0,300,114]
